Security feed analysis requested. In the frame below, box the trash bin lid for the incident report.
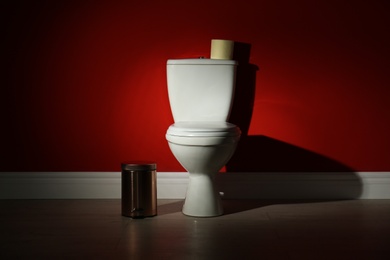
[121,161,157,171]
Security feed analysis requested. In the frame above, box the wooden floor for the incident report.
[1,199,390,259]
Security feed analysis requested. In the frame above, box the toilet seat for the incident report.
[166,122,241,146]
[166,122,240,137]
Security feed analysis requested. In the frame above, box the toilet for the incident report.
[165,58,241,217]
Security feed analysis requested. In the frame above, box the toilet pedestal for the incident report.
[182,172,223,217]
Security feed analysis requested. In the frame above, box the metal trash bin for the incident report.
[121,162,157,218]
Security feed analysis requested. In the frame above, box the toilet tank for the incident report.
[167,59,238,122]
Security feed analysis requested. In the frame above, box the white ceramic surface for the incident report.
[165,58,240,217]
[166,135,239,217]
[167,59,237,122]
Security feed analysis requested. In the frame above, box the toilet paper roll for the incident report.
[210,39,234,60]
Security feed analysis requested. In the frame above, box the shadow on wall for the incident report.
[225,41,363,200]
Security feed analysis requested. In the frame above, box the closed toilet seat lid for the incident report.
[167,122,241,137]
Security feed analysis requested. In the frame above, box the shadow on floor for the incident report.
[221,199,345,216]
[157,200,184,215]
[222,135,363,206]
[221,136,363,215]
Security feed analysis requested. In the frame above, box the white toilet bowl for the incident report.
[166,57,240,217]
[166,122,240,217]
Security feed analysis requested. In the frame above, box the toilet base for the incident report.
[182,172,223,217]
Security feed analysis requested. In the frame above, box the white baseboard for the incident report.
[0,172,390,199]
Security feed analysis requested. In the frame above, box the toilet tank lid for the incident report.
[167,59,238,65]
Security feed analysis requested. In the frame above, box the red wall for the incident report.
[2,0,390,172]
